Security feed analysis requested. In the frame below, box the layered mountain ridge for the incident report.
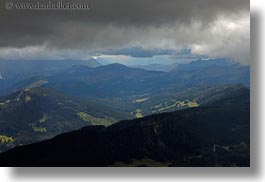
[0,87,249,166]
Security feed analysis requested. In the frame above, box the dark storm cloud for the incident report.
[0,0,249,63]
[0,0,248,47]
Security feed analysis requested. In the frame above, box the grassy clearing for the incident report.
[187,100,199,107]
[0,99,11,106]
[39,114,48,123]
[25,95,31,102]
[77,112,114,126]
[152,99,199,113]
[135,109,143,118]
[32,126,47,132]
[133,97,149,103]
[0,135,14,143]
[31,123,47,132]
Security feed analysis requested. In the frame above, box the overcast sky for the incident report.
[0,0,250,64]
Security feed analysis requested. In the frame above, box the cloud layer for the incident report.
[0,0,250,64]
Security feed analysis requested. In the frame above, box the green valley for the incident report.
[0,87,127,152]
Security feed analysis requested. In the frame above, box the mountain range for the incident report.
[0,57,250,166]
[0,87,127,152]
[0,86,249,166]
[0,58,101,95]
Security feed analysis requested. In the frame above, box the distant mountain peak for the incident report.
[104,63,128,68]
[97,63,130,70]
[82,58,101,68]
[170,58,242,73]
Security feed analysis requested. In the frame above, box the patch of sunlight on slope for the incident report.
[153,99,200,113]
[187,100,199,107]
[30,123,47,132]
[0,100,11,106]
[32,127,47,133]
[135,109,143,118]
[38,114,48,123]
[133,97,149,103]
[25,95,31,102]
[27,79,48,89]
[0,135,14,143]
[77,112,114,126]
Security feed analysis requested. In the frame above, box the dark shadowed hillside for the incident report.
[0,87,249,167]
[0,87,128,152]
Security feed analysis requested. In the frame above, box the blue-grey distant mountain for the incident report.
[46,63,166,98]
[129,63,178,72]
[0,58,249,120]
[0,59,101,95]
[44,58,249,99]
[166,58,250,86]
[2,58,248,117]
